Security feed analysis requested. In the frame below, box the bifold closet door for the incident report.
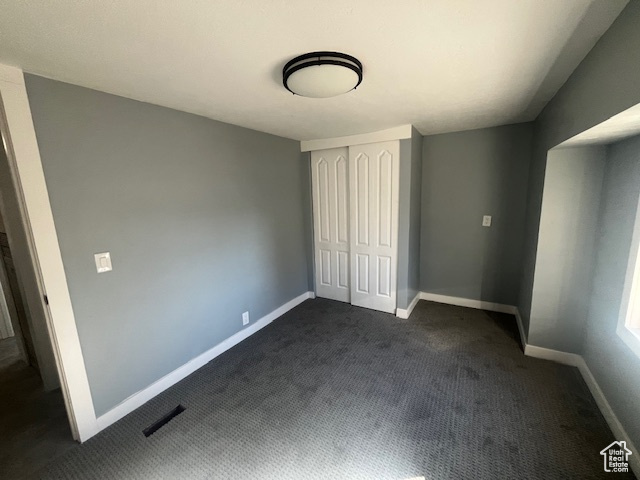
[349,141,399,314]
[311,148,350,302]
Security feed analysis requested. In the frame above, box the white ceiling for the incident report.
[559,103,640,148]
[0,0,628,141]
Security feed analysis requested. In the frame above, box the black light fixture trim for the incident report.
[282,51,363,95]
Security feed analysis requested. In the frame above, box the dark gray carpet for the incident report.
[0,337,74,480]
[36,299,633,479]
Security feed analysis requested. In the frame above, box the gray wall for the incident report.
[519,1,640,335]
[517,1,640,450]
[407,129,423,306]
[420,123,532,305]
[301,152,314,292]
[25,74,309,416]
[583,135,640,447]
[397,139,411,309]
[529,146,605,353]
[397,129,423,309]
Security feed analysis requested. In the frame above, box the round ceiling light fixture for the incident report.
[282,51,363,98]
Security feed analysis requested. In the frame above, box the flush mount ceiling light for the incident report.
[283,51,363,98]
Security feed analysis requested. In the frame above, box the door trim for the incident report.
[0,64,98,441]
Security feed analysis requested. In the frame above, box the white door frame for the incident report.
[0,64,98,442]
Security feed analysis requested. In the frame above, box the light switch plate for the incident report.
[94,252,112,273]
[482,215,492,227]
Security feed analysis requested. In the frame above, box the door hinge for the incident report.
[44,295,49,305]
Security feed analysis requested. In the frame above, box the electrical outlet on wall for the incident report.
[94,252,112,273]
[242,311,249,326]
[482,215,492,227]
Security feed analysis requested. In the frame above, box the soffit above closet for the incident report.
[0,0,628,141]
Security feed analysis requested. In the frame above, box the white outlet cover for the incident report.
[482,215,492,227]
[242,311,249,325]
[94,252,112,273]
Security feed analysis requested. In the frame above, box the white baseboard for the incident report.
[396,292,420,319]
[419,292,527,349]
[420,292,516,314]
[575,357,640,475]
[94,288,638,474]
[525,344,638,475]
[523,344,582,366]
[96,291,314,432]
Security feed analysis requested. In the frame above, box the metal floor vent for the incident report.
[143,404,186,437]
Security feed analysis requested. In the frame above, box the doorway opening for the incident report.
[0,132,76,477]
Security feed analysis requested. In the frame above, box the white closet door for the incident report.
[349,141,399,314]
[311,148,350,302]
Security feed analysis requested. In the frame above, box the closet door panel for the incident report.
[349,141,399,313]
[312,148,350,302]
[356,254,370,293]
[337,251,349,289]
[335,156,349,244]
